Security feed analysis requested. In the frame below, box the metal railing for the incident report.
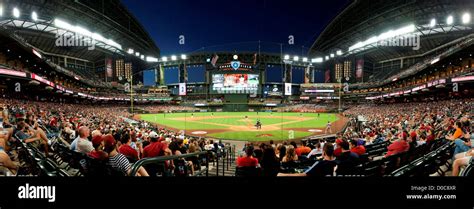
[130,151,210,177]
[213,145,236,176]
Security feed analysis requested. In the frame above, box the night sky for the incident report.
[122,0,350,56]
[123,0,351,86]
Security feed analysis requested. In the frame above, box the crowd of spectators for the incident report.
[141,105,199,113]
[342,98,472,176]
[275,104,330,113]
[0,96,472,177]
[0,98,225,176]
[235,98,472,176]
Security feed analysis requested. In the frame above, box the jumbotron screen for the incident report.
[211,73,259,93]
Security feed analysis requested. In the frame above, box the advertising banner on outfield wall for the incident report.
[179,83,186,95]
[284,83,292,96]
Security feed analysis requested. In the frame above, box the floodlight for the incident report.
[462,13,471,24]
[430,18,436,27]
[447,15,453,25]
[32,11,38,21]
[13,8,20,18]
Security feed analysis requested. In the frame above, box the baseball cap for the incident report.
[103,134,116,151]
[91,135,104,148]
[149,131,159,139]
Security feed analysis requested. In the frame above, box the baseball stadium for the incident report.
[0,0,473,180]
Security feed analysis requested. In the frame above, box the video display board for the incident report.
[211,73,259,94]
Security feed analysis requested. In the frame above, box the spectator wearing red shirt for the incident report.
[334,139,343,157]
[236,146,259,167]
[88,135,108,161]
[426,129,435,144]
[118,133,139,162]
[49,117,58,131]
[349,139,366,156]
[142,131,170,158]
[385,131,409,157]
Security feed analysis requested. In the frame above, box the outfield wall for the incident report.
[223,95,248,112]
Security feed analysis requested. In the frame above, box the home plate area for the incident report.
[191,131,208,135]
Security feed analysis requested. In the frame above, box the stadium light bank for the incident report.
[348,24,419,52]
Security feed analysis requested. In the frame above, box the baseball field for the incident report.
[138,112,344,141]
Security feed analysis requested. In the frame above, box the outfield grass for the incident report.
[139,112,338,141]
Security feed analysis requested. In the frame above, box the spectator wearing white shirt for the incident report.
[307,142,323,158]
[76,126,94,154]
[204,140,214,151]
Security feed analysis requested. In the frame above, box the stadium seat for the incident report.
[280,161,304,173]
[365,141,390,152]
[57,168,71,177]
[358,153,369,164]
[37,159,60,177]
[235,166,261,177]
[143,163,169,177]
[387,140,455,177]
[297,155,317,167]
[361,159,384,177]
[173,159,189,177]
[366,148,386,157]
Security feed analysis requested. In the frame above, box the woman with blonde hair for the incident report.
[275,143,282,158]
[188,142,201,153]
[282,145,298,163]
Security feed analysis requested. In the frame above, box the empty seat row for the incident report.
[389,142,454,177]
